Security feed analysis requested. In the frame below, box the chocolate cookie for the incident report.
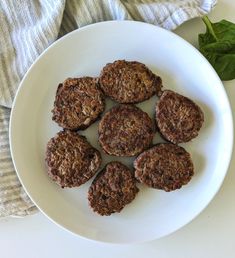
[52,77,105,130]
[88,161,139,216]
[99,60,162,103]
[46,130,102,188]
[156,90,204,144]
[98,104,155,156]
[134,143,194,192]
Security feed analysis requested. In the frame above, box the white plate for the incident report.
[10,21,233,244]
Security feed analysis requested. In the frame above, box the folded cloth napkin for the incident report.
[0,0,217,217]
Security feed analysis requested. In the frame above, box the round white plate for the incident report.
[10,21,233,244]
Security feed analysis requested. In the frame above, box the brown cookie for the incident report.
[88,161,139,216]
[46,130,102,188]
[52,77,105,130]
[98,104,155,156]
[134,143,194,192]
[156,90,204,144]
[99,60,162,103]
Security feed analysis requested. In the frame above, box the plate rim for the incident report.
[9,20,234,244]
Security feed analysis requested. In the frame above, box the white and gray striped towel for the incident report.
[0,0,217,217]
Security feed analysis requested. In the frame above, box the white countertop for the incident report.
[1,1,235,257]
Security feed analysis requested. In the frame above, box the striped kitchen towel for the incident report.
[0,0,217,217]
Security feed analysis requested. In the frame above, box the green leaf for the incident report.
[201,41,235,54]
[198,16,235,81]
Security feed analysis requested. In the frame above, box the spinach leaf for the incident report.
[198,16,235,81]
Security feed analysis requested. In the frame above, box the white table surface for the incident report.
[1,1,235,257]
